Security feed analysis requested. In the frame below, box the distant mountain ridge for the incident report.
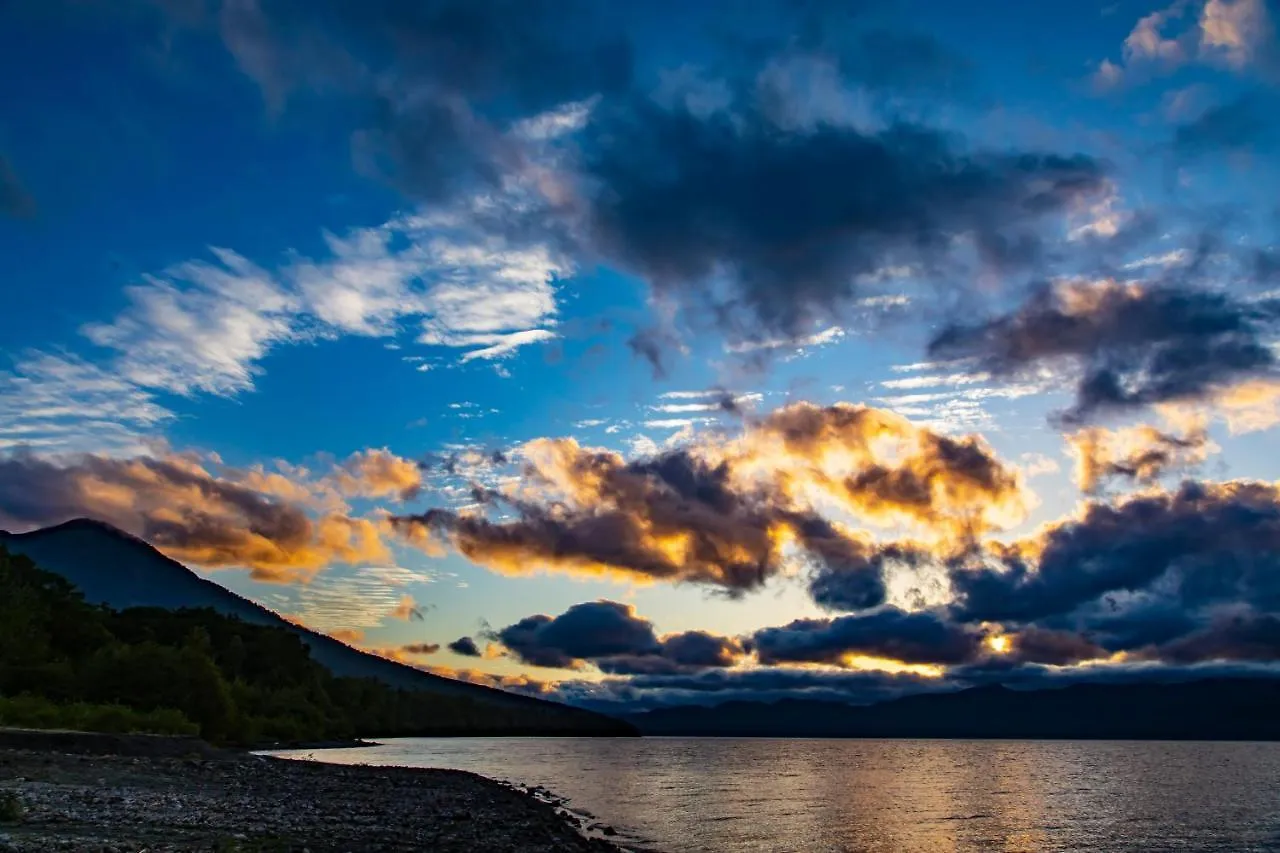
[0,518,634,736]
[627,678,1280,740]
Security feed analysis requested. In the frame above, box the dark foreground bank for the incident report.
[0,731,627,852]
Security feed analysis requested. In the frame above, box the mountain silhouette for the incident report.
[0,518,634,736]
[627,678,1280,739]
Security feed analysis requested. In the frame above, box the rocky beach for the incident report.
[0,730,629,852]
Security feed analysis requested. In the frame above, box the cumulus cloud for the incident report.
[492,600,745,674]
[930,278,1280,425]
[0,451,389,581]
[332,449,423,501]
[448,636,482,657]
[1094,0,1278,88]
[950,478,1280,628]
[390,402,1026,593]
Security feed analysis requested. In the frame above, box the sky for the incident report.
[2,0,1280,712]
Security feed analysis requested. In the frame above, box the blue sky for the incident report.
[3,0,1280,710]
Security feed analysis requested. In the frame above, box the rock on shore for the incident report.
[0,735,629,852]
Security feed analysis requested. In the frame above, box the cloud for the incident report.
[214,0,630,206]
[448,636,482,657]
[0,153,35,218]
[400,642,441,656]
[752,608,983,668]
[0,352,174,455]
[1094,0,1278,88]
[582,92,1106,349]
[273,563,441,632]
[495,600,659,669]
[81,249,299,397]
[333,449,423,501]
[1067,422,1215,492]
[929,277,1280,424]
[0,190,569,461]
[0,451,389,581]
[950,479,1280,627]
[555,665,941,712]
[492,599,745,674]
[390,402,1026,593]
[389,593,425,622]
[1199,0,1277,71]
[455,329,557,362]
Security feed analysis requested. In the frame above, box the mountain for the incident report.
[628,679,1280,740]
[0,518,634,737]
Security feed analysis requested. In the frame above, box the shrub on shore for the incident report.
[0,695,198,737]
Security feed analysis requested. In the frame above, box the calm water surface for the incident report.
[272,738,1280,852]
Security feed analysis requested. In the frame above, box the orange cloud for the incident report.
[390,402,1026,591]
[333,449,423,501]
[0,452,390,582]
[1067,422,1215,493]
[389,593,425,622]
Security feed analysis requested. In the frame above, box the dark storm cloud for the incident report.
[1172,94,1277,159]
[0,154,35,218]
[752,608,985,667]
[447,636,481,657]
[950,480,1280,626]
[929,279,1280,423]
[582,97,1107,344]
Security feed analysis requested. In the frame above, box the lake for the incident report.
[270,737,1280,852]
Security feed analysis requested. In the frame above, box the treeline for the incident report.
[0,546,620,745]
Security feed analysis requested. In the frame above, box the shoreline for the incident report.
[0,730,633,852]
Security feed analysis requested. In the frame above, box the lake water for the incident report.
[271,737,1280,852]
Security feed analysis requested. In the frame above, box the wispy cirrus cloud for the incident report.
[0,352,174,454]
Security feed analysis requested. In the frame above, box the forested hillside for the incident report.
[0,546,634,744]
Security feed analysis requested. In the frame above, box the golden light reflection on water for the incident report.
[271,738,1280,852]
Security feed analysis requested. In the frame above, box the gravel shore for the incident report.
[0,731,630,852]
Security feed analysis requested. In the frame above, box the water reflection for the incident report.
[271,738,1280,853]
